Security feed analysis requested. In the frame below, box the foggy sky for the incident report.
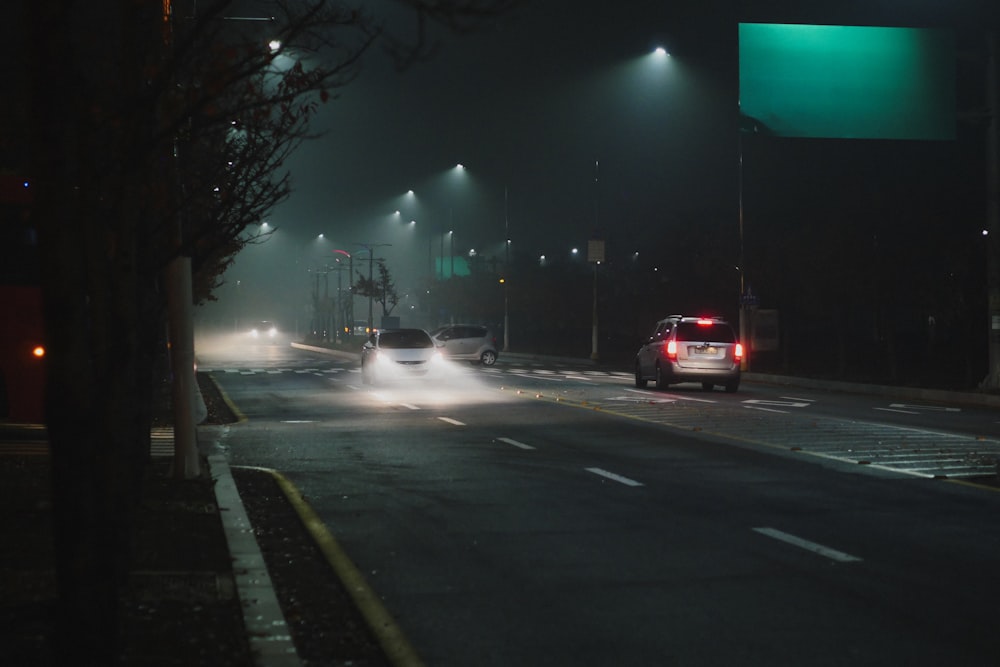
[202,0,999,332]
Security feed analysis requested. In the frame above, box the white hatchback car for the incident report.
[360,328,444,385]
[429,324,498,366]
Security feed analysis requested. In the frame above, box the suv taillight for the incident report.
[734,343,744,362]
[665,340,678,361]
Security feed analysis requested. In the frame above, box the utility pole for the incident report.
[503,185,510,352]
[356,243,391,333]
[590,160,600,361]
[333,249,353,335]
[984,31,1000,389]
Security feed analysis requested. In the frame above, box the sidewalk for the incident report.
[0,439,259,666]
[0,422,393,666]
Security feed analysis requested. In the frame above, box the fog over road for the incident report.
[199,337,1000,666]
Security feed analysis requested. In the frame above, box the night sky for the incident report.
[203,0,1000,333]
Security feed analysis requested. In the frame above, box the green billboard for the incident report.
[739,23,955,140]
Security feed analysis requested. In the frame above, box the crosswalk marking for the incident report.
[2,429,177,459]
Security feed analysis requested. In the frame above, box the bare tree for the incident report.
[24,0,514,661]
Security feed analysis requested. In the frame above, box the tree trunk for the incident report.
[28,2,158,662]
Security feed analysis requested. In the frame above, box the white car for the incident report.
[429,324,498,366]
[360,328,444,385]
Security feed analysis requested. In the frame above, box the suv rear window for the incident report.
[675,322,735,343]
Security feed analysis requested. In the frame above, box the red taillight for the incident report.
[665,340,678,361]
[734,343,744,362]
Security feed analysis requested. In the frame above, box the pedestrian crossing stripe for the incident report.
[1,429,177,458]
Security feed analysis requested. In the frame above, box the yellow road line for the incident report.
[265,468,426,667]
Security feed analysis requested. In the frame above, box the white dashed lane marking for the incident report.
[753,527,862,563]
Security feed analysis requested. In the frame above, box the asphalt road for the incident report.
[198,335,1000,666]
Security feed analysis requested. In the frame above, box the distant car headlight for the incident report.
[250,328,259,338]
[267,327,277,338]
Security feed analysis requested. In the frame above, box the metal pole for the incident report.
[590,261,599,360]
[336,264,342,341]
[591,161,600,361]
[738,123,749,372]
[356,242,391,333]
[984,31,1000,388]
[368,250,374,333]
[503,185,510,352]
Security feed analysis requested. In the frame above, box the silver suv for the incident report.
[635,316,742,392]
[429,324,498,366]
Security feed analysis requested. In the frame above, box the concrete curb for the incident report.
[208,455,302,667]
[265,467,426,667]
[290,341,360,362]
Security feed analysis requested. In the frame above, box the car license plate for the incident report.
[693,346,717,355]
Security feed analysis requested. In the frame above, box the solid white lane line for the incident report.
[497,437,535,450]
[874,407,920,415]
[585,467,644,487]
[752,527,862,563]
[399,403,421,410]
[438,417,466,426]
[889,403,960,413]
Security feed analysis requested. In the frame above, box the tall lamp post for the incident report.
[356,242,391,333]
[333,249,353,335]
[503,186,511,352]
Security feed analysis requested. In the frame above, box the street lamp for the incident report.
[355,242,391,334]
[332,249,353,336]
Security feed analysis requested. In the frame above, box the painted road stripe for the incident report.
[753,527,862,563]
[890,403,960,413]
[874,407,920,415]
[399,403,422,411]
[497,437,535,450]
[585,467,643,487]
[438,417,466,426]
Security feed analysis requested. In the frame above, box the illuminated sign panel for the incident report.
[739,23,955,140]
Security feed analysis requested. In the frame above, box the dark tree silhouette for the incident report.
[23,0,514,662]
